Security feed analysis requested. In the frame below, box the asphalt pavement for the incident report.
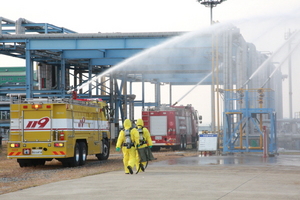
[1,153,300,200]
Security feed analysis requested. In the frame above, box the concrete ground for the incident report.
[1,153,300,200]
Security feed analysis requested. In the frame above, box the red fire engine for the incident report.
[142,104,201,151]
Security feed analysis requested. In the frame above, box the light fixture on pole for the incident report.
[197,0,226,25]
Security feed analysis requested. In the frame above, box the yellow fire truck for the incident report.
[7,97,111,167]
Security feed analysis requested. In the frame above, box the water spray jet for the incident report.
[240,30,300,89]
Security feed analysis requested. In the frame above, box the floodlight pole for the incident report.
[197,0,226,25]
[197,0,226,134]
[209,3,213,25]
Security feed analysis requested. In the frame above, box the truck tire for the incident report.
[180,136,184,150]
[180,136,187,150]
[192,136,197,149]
[79,142,87,166]
[61,159,69,167]
[32,159,46,167]
[96,139,110,160]
[63,142,80,167]
[17,159,31,167]
[152,146,161,151]
[183,136,187,149]
[172,146,179,151]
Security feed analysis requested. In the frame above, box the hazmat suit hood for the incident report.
[136,118,144,127]
[123,119,132,130]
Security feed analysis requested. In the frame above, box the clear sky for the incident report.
[1,0,300,125]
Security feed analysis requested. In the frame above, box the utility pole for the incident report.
[197,0,227,24]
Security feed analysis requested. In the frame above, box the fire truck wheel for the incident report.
[172,146,179,151]
[79,142,87,166]
[96,139,110,160]
[32,159,46,167]
[66,142,80,167]
[152,146,161,151]
[192,136,197,149]
[180,136,184,150]
[180,136,187,150]
[61,159,69,167]
[17,159,31,167]
[183,136,187,149]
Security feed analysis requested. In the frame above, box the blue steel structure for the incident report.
[222,89,277,154]
[0,17,280,154]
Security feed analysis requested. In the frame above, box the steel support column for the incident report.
[88,63,92,98]
[25,40,33,98]
[61,59,66,98]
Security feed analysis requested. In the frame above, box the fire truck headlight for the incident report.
[10,143,20,148]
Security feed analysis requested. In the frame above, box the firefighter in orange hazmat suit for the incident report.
[116,119,140,174]
[135,118,153,172]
